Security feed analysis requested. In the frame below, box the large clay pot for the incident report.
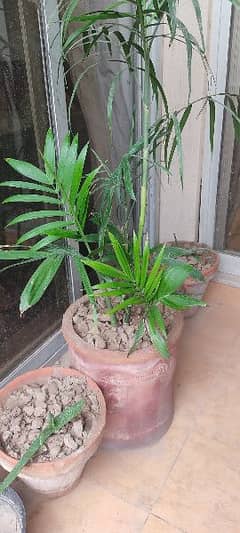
[166,241,219,318]
[62,297,184,448]
[0,367,106,497]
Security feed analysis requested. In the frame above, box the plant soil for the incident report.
[73,297,174,352]
[0,376,100,462]
[172,246,215,273]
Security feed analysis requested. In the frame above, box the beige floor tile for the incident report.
[195,371,240,451]
[204,281,240,308]
[27,477,147,533]
[143,514,184,532]
[152,432,240,533]
[83,414,190,511]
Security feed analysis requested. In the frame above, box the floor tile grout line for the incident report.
[150,430,191,510]
[149,512,189,533]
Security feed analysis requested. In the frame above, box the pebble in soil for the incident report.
[0,376,100,462]
[73,298,174,352]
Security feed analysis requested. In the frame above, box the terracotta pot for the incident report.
[166,241,219,318]
[0,367,106,497]
[62,297,184,448]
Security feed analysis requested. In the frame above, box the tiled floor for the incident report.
[6,282,240,532]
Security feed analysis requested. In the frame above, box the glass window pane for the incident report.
[0,0,69,379]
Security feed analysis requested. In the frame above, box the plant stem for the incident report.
[138,24,151,247]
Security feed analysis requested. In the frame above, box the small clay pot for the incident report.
[62,297,184,448]
[0,488,26,533]
[166,241,219,318]
[0,367,106,497]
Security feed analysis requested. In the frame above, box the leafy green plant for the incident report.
[61,0,240,235]
[83,234,205,357]
[0,400,84,494]
[0,130,102,313]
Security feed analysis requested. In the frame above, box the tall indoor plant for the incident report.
[0,0,240,446]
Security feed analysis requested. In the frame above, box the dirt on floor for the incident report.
[73,297,174,352]
[0,376,100,462]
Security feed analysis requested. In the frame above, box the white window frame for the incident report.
[199,0,240,285]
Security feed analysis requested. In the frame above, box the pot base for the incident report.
[102,410,174,449]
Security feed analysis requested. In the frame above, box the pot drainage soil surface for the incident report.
[0,376,100,461]
[73,297,174,352]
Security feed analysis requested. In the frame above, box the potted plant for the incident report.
[1,1,240,448]
[0,367,106,496]
[151,240,220,317]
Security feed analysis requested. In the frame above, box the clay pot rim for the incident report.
[0,367,106,474]
[166,241,220,287]
[62,295,184,366]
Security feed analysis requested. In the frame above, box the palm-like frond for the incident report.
[1,129,101,312]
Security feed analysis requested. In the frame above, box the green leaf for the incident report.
[208,98,216,152]
[172,113,184,187]
[95,288,134,298]
[226,96,240,141]
[20,255,63,313]
[0,248,48,261]
[149,305,167,337]
[73,256,96,313]
[159,264,193,297]
[162,294,206,310]
[45,229,80,239]
[0,181,54,193]
[147,312,169,359]
[145,244,166,295]
[133,231,140,285]
[17,221,73,244]
[140,240,150,289]
[77,167,100,227]
[6,210,66,227]
[108,296,144,315]
[93,280,133,290]
[69,142,89,205]
[5,159,50,184]
[108,232,133,280]
[191,0,205,51]
[128,319,145,356]
[107,69,123,134]
[3,194,61,205]
[32,236,60,250]
[43,129,56,181]
[229,0,240,7]
[83,258,131,281]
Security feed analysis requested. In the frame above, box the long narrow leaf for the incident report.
[20,255,63,313]
[3,194,61,205]
[5,159,50,184]
[6,210,66,227]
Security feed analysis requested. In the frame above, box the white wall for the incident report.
[159,0,212,242]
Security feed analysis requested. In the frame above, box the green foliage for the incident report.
[1,130,101,313]
[84,233,206,358]
[0,400,84,495]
